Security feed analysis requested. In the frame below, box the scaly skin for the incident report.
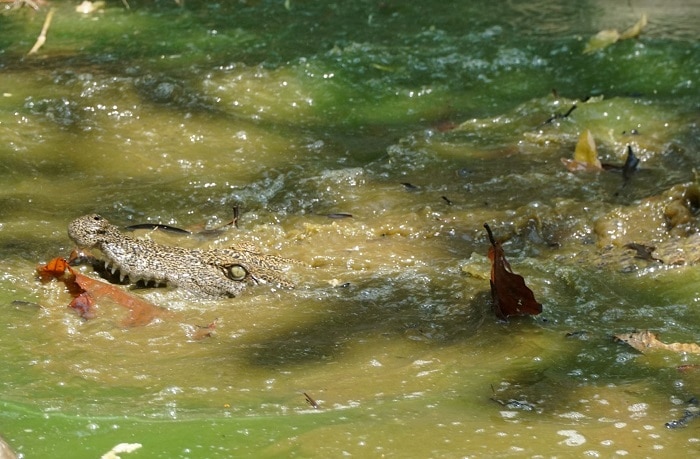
[68,214,293,297]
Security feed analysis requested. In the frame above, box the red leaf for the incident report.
[484,224,542,320]
[37,257,164,326]
[71,271,164,327]
[69,292,96,319]
[190,318,218,340]
[37,257,69,282]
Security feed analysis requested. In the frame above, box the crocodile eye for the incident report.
[226,264,248,281]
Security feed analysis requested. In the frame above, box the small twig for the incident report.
[303,392,319,409]
[489,384,536,411]
[539,103,577,127]
[124,223,191,234]
[665,398,700,429]
[621,145,640,182]
[483,223,496,247]
[27,7,54,55]
[326,213,353,219]
[231,205,240,228]
[624,243,662,263]
[608,145,641,195]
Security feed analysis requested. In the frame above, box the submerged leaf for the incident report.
[69,292,96,320]
[614,330,700,354]
[484,224,542,320]
[189,318,218,340]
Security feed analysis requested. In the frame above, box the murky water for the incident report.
[1,1,700,457]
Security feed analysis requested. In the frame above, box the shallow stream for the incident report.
[1,1,700,457]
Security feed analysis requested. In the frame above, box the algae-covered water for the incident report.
[1,1,700,457]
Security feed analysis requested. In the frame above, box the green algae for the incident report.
[1,1,700,457]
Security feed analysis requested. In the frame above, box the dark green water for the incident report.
[1,1,700,457]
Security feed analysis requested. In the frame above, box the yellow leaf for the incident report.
[620,13,648,40]
[584,29,620,54]
[583,13,648,54]
[573,129,602,169]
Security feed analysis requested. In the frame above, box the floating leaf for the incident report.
[100,443,143,459]
[583,29,621,54]
[189,318,218,340]
[574,129,601,168]
[37,256,70,282]
[72,270,164,327]
[69,292,96,320]
[37,257,164,326]
[76,1,106,15]
[584,13,648,54]
[614,330,700,354]
[561,129,603,172]
[484,224,542,320]
[620,13,648,40]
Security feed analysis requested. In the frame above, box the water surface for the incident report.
[1,0,700,457]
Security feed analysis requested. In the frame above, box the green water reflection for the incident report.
[1,0,700,457]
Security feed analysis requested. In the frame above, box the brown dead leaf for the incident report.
[677,364,700,372]
[484,224,542,320]
[190,318,218,340]
[614,330,700,354]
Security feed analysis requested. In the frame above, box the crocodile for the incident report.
[68,214,294,297]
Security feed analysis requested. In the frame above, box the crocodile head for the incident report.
[68,213,120,249]
[67,213,295,297]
